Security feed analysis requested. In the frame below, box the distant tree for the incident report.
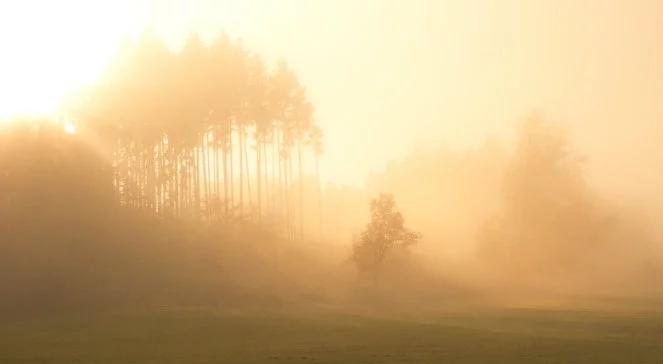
[478,117,606,276]
[352,194,421,282]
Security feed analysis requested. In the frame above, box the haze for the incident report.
[1,1,663,363]
[2,1,661,194]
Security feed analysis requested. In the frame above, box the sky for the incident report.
[0,0,662,203]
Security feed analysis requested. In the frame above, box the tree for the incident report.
[351,194,420,282]
[478,118,607,278]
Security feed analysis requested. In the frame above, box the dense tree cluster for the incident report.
[75,33,323,239]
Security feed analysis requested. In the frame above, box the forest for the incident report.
[73,33,322,238]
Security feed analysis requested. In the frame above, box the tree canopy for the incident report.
[71,33,322,238]
[352,194,421,281]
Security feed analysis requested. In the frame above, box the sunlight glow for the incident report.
[63,120,77,135]
[0,0,251,121]
[0,0,144,119]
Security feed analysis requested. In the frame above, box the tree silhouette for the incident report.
[73,32,322,238]
[352,194,421,282]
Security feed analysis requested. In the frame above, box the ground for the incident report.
[2,307,662,363]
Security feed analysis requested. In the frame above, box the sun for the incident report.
[0,0,142,120]
[63,120,77,135]
[0,0,253,121]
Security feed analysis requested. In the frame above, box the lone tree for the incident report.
[352,194,421,282]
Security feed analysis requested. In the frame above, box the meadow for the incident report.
[2,307,662,364]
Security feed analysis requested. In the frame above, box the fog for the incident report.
[2,117,661,318]
[363,118,663,303]
[1,0,663,322]
[4,3,663,363]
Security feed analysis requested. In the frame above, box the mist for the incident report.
[361,117,663,304]
[2,2,663,363]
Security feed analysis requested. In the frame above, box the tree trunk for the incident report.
[315,154,322,238]
[272,127,278,212]
[214,133,220,221]
[256,135,262,219]
[297,138,304,240]
[202,132,210,221]
[263,140,269,218]
[239,124,244,217]
[243,128,252,217]
[229,129,234,217]
[223,145,228,218]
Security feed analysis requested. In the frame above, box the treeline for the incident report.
[75,33,323,239]
[365,118,663,294]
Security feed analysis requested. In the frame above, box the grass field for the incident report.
[2,307,662,363]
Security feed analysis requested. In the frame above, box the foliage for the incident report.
[478,118,610,277]
[351,194,420,280]
[72,32,322,238]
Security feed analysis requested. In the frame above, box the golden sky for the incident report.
[1,0,662,199]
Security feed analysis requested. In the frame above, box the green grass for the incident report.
[2,308,662,363]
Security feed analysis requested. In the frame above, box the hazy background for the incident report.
[2,3,663,363]
[2,0,662,205]
[1,0,662,310]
